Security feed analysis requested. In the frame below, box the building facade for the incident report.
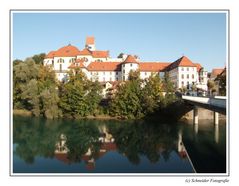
[43,37,208,92]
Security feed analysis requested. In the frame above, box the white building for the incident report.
[44,36,208,92]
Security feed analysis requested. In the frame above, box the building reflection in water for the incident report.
[54,125,116,170]
[177,130,187,159]
[54,125,190,170]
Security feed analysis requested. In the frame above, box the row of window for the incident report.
[181,67,195,71]
[122,64,134,68]
[91,77,119,81]
[91,72,119,75]
[181,74,195,79]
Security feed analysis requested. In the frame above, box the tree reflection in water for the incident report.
[13,116,185,170]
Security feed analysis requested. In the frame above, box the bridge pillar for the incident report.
[193,107,199,125]
[214,111,219,125]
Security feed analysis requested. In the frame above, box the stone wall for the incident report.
[183,107,226,120]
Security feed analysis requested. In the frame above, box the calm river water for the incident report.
[12,115,226,174]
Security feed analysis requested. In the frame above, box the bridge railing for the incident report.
[182,95,226,109]
[209,97,226,108]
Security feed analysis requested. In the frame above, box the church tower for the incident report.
[85,36,96,51]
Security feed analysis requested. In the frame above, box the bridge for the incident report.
[182,95,226,125]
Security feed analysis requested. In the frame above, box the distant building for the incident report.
[210,68,224,80]
[214,67,226,96]
[44,36,208,91]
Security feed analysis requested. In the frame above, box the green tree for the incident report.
[161,73,176,107]
[59,68,102,117]
[109,70,143,119]
[21,79,40,116]
[40,86,62,119]
[207,80,215,96]
[117,53,124,58]
[32,53,46,65]
[218,74,226,96]
[141,74,163,114]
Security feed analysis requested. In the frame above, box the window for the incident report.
[52,60,54,65]
[123,76,125,81]
[116,72,118,75]
[59,64,62,72]
[181,81,184,86]
[187,67,189,71]
[110,77,112,81]
[103,77,105,82]
[130,64,133,67]
[83,57,88,62]
[145,72,147,75]
[123,70,125,73]
[57,58,64,63]
[192,74,194,79]
[187,74,189,79]
[69,58,75,63]
[116,77,118,81]
[181,67,184,71]
[181,74,184,79]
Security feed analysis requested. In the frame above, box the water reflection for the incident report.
[214,125,219,144]
[13,116,226,173]
[13,116,195,173]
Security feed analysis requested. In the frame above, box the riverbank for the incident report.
[13,109,125,121]
[13,109,32,116]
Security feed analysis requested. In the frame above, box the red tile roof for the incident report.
[52,45,80,57]
[55,153,71,164]
[165,56,196,71]
[45,51,56,58]
[123,55,139,64]
[211,68,224,78]
[87,62,121,71]
[78,48,92,56]
[195,63,202,72]
[92,50,109,58]
[139,62,170,72]
[86,36,95,45]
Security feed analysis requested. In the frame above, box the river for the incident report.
[12,115,226,174]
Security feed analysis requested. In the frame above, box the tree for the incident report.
[141,74,163,114]
[32,53,46,65]
[207,80,215,96]
[109,71,143,119]
[191,83,197,92]
[21,79,40,116]
[59,69,102,117]
[161,73,176,107]
[218,73,226,96]
[13,59,23,66]
[40,86,62,119]
[117,53,124,58]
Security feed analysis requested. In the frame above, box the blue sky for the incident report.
[13,12,227,72]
